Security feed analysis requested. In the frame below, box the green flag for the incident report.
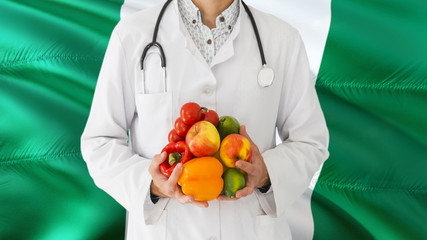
[0,1,125,239]
[312,0,427,239]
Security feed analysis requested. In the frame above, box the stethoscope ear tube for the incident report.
[140,42,166,70]
[140,0,172,70]
[139,46,167,94]
[139,0,172,94]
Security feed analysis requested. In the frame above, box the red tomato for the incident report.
[168,129,184,142]
[180,102,202,125]
[201,108,219,127]
[174,117,191,137]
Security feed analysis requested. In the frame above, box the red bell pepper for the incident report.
[159,141,192,177]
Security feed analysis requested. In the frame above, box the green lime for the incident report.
[217,116,240,140]
[222,168,246,198]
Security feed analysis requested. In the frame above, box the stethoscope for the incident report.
[140,0,274,94]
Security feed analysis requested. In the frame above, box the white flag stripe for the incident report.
[244,0,331,79]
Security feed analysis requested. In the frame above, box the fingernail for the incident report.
[235,161,241,167]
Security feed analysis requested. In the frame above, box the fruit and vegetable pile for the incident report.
[160,102,251,201]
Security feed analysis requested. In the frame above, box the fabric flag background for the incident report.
[312,0,427,239]
[0,1,126,239]
[1,0,426,240]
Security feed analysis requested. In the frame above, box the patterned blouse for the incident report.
[178,0,239,65]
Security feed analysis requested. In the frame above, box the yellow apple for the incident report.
[186,121,221,157]
[219,134,252,168]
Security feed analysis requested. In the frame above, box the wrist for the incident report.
[150,181,167,198]
[256,173,271,193]
[256,174,270,188]
[256,161,270,188]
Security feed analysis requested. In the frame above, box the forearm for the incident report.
[81,134,148,206]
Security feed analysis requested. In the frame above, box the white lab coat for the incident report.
[81,1,329,239]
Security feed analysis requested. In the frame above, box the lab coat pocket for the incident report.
[135,92,172,157]
[128,210,168,240]
[256,214,275,239]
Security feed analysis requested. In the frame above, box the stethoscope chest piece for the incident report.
[258,65,274,88]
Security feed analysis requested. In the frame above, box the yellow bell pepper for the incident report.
[178,157,223,201]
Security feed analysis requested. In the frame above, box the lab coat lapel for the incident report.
[210,0,244,68]
[173,0,211,69]
[182,28,210,69]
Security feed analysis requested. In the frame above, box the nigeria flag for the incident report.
[1,0,426,239]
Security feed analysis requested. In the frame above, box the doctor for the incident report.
[81,0,329,239]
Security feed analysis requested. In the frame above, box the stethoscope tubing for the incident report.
[241,1,266,66]
[140,0,273,92]
[140,0,172,70]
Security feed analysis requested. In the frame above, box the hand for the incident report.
[149,152,208,208]
[217,125,270,201]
